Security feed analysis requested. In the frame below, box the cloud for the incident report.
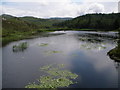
[83,0,119,2]
[2,0,119,2]
[1,1,80,18]
[2,0,72,2]
[86,3,105,13]
[1,0,118,18]
[0,6,2,15]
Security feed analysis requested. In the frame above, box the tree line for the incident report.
[53,13,120,30]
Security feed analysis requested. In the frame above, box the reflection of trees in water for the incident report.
[118,31,120,51]
[114,61,120,69]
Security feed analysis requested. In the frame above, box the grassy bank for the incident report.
[50,28,119,32]
[107,47,120,62]
[3,28,119,46]
[107,29,120,62]
[2,29,53,46]
[2,13,120,46]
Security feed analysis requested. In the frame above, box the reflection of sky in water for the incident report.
[2,31,118,88]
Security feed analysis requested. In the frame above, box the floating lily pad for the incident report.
[44,50,62,56]
[25,64,78,88]
[38,43,49,47]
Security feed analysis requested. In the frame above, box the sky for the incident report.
[0,0,119,18]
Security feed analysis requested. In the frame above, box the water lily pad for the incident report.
[38,43,49,47]
[44,50,62,56]
[25,64,78,88]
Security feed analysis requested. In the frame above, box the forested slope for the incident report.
[54,13,120,30]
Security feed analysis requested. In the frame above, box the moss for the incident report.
[25,64,78,88]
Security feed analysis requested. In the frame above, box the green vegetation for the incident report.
[2,14,38,46]
[2,13,120,46]
[107,30,120,62]
[107,47,120,61]
[2,14,69,46]
[12,42,28,52]
[38,43,49,47]
[54,13,120,31]
[44,50,62,56]
[20,16,71,29]
[25,64,78,88]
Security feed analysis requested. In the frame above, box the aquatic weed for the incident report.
[38,43,49,47]
[25,64,78,88]
[12,42,28,52]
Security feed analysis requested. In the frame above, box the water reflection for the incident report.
[114,32,120,68]
[114,62,120,69]
[2,31,119,88]
[77,32,118,44]
[108,30,120,64]
[76,32,118,51]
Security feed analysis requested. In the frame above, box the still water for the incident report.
[2,31,119,88]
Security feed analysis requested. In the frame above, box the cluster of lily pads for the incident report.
[25,64,78,88]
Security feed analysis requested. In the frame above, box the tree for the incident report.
[113,19,119,29]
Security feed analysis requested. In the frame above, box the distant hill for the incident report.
[2,14,71,32]
[1,14,71,37]
[20,16,70,28]
[2,13,120,37]
[50,17,72,20]
[2,13,120,46]
[54,13,120,30]
[1,14,14,19]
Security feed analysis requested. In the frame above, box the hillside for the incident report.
[20,16,72,29]
[2,14,71,37]
[2,13,120,45]
[2,14,39,37]
[1,14,71,45]
[54,13,120,30]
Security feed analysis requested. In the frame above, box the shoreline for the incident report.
[107,47,120,62]
[2,29,118,46]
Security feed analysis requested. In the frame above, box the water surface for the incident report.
[2,31,119,88]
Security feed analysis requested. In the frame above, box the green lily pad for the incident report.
[38,43,49,47]
[25,64,78,88]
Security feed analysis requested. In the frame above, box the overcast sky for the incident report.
[0,0,119,18]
